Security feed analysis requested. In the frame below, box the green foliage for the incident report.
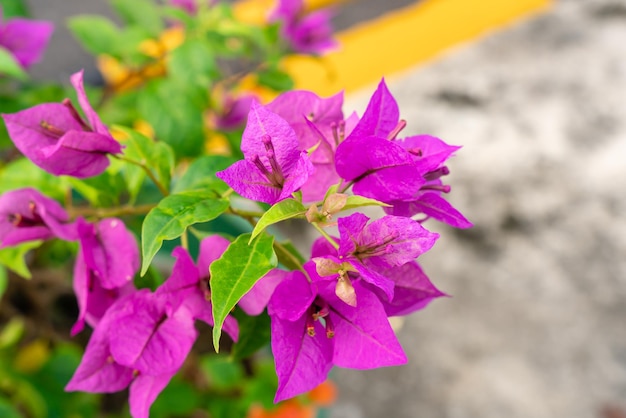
[273,240,306,271]
[344,195,392,210]
[0,0,28,18]
[141,191,229,274]
[117,126,175,198]
[110,0,164,37]
[0,241,42,279]
[0,48,27,80]
[69,171,126,207]
[67,15,121,56]
[232,309,272,360]
[173,155,234,194]
[0,159,67,201]
[168,39,217,89]
[210,233,277,351]
[138,78,207,158]
[250,198,307,242]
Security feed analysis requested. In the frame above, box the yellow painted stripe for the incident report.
[281,0,552,95]
[233,0,350,24]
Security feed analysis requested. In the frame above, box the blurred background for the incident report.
[11,0,626,417]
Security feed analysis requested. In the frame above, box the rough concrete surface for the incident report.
[330,1,626,417]
[22,0,626,417]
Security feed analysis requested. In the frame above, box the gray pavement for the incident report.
[330,1,626,417]
[23,0,626,417]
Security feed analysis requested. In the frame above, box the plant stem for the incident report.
[181,229,189,250]
[68,203,155,220]
[339,180,354,194]
[311,222,339,250]
[114,155,169,196]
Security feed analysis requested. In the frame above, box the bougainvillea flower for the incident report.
[169,0,214,15]
[268,263,407,402]
[216,101,314,205]
[346,78,400,141]
[383,135,473,228]
[2,70,122,178]
[71,217,139,335]
[0,9,54,70]
[156,240,239,341]
[313,212,438,302]
[0,188,75,248]
[66,290,197,418]
[270,0,337,55]
[212,93,256,131]
[335,135,424,202]
[267,90,354,201]
[364,261,447,317]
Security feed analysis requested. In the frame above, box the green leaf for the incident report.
[273,240,305,271]
[201,355,244,390]
[231,310,271,360]
[0,241,42,279]
[0,267,6,298]
[0,318,25,349]
[139,79,206,158]
[343,195,391,211]
[141,191,229,275]
[110,0,163,36]
[117,126,175,196]
[173,155,234,194]
[256,67,294,92]
[0,398,22,418]
[249,199,306,242]
[67,15,121,56]
[0,158,67,201]
[0,48,27,80]
[210,233,277,352]
[168,39,216,89]
[0,0,28,18]
[69,171,126,207]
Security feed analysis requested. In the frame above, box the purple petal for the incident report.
[197,235,230,277]
[271,315,333,402]
[359,215,439,269]
[0,188,73,247]
[109,292,197,375]
[0,18,53,69]
[349,261,394,301]
[215,93,255,131]
[288,9,337,55]
[277,151,315,201]
[311,236,338,258]
[70,70,112,136]
[188,294,239,341]
[335,136,424,201]
[348,79,399,140]
[409,193,473,229]
[239,268,285,315]
[397,135,461,173]
[38,131,118,177]
[375,261,447,317]
[77,218,138,290]
[328,283,407,368]
[71,248,136,336]
[268,270,315,321]
[129,373,174,418]
[241,101,300,171]
[216,160,281,205]
[337,212,369,257]
[267,90,343,135]
[156,247,200,314]
[65,309,134,393]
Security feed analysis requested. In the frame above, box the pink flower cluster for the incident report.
[0,66,471,416]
